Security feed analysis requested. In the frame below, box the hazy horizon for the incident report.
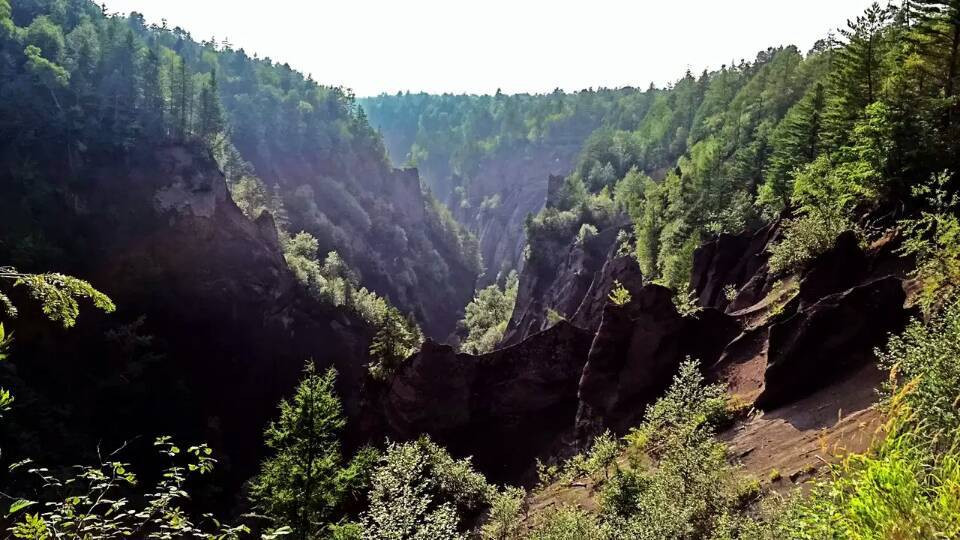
[102,0,878,97]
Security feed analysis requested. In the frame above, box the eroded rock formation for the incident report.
[0,144,376,491]
[383,321,594,480]
[577,285,740,434]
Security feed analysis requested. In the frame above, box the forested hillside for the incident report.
[2,0,960,538]
[363,90,644,284]
[0,0,473,515]
[0,0,480,339]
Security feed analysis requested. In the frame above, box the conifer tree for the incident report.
[760,82,826,210]
[824,2,894,145]
[199,68,226,141]
[249,362,346,540]
[908,0,960,100]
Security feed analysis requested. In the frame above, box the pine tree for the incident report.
[249,362,346,540]
[143,47,165,136]
[170,54,190,139]
[908,0,960,100]
[760,82,826,211]
[824,2,894,145]
[198,68,225,141]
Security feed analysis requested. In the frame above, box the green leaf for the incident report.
[7,498,36,516]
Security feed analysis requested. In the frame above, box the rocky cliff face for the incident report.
[0,144,376,490]
[695,224,914,407]
[239,148,478,339]
[451,145,583,287]
[382,322,594,481]
[378,220,917,486]
[577,285,740,435]
[502,226,629,346]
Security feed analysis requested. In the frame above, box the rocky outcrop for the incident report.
[570,254,645,333]
[0,144,375,491]
[450,148,582,288]
[797,230,868,305]
[755,276,909,410]
[247,152,478,340]
[577,284,740,435]
[692,222,780,311]
[502,226,625,346]
[384,321,594,480]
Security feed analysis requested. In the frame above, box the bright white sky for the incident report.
[102,0,879,97]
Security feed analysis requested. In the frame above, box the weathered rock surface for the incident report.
[453,150,581,288]
[755,276,909,410]
[0,144,375,491]
[384,321,594,480]
[502,226,625,346]
[577,284,740,434]
[692,222,780,311]
[797,230,868,305]
[570,253,645,334]
[250,152,478,339]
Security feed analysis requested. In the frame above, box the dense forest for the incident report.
[2,0,960,538]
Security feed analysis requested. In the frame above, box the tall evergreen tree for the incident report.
[909,0,960,100]
[249,362,346,540]
[760,82,826,210]
[824,2,894,146]
[142,46,164,135]
[198,68,225,141]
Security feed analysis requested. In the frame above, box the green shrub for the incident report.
[577,223,599,245]
[480,487,526,540]
[766,206,855,275]
[672,284,703,317]
[592,360,757,539]
[878,298,960,438]
[460,272,519,355]
[7,437,252,539]
[766,297,960,538]
[586,431,623,482]
[545,308,567,326]
[607,280,632,306]
[526,505,612,540]
[361,437,495,539]
[898,172,960,315]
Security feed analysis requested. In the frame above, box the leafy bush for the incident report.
[878,298,960,439]
[585,431,622,482]
[361,437,495,539]
[766,206,855,275]
[627,360,729,458]
[480,487,525,540]
[607,281,632,307]
[898,172,960,315]
[545,308,566,326]
[526,506,612,540]
[672,285,703,318]
[770,428,960,539]
[580,360,758,539]
[576,223,599,245]
[7,437,251,539]
[459,272,518,355]
[765,297,960,538]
